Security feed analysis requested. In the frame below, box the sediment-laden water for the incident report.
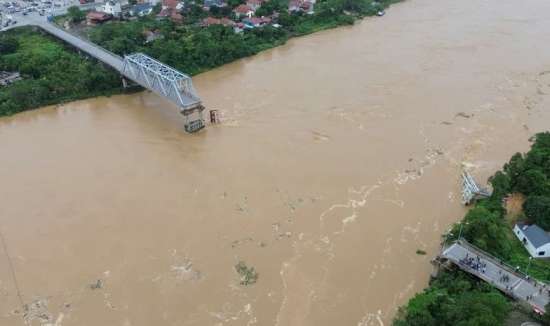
[2,0,550,324]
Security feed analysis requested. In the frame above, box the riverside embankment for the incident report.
[2,0,550,325]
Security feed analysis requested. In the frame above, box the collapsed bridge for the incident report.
[25,20,205,132]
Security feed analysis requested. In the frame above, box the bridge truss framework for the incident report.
[461,171,491,205]
[122,53,205,132]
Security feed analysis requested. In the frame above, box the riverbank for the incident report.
[0,27,125,116]
[0,0,401,117]
[2,0,550,324]
[82,0,401,76]
[394,133,550,325]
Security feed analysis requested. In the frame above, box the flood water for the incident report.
[2,0,550,324]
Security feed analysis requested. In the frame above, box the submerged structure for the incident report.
[122,53,205,133]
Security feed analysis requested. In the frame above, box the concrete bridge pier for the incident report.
[181,105,206,133]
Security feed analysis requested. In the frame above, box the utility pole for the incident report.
[458,222,469,240]
[526,256,533,275]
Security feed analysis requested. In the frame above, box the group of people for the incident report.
[459,254,487,274]
[497,270,510,283]
[454,251,550,309]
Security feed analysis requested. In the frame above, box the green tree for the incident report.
[227,0,244,7]
[524,195,550,230]
[515,169,549,196]
[542,303,550,325]
[255,0,286,17]
[394,270,510,326]
[454,206,512,259]
[488,170,511,200]
[67,6,86,23]
[0,36,19,54]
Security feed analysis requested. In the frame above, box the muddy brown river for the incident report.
[2,0,550,324]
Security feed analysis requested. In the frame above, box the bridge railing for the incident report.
[448,239,547,285]
[40,21,123,69]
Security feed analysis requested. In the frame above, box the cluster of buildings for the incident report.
[84,0,315,29]
[198,0,315,31]
[86,0,179,25]
[86,0,160,25]
[199,0,279,32]
[0,71,21,86]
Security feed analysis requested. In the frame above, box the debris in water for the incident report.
[416,249,427,255]
[23,298,52,324]
[441,121,453,125]
[236,196,249,213]
[90,279,103,290]
[231,237,254,248]
[276,231,293,240]
[311,130,330,141]
[171,259,203,281]
[455,112,472,119]
[235,261,258,285]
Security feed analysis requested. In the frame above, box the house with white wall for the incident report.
[514,223,550,258]
[101,1,122,17]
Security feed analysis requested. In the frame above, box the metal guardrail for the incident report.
[449,239,547,285]
[46,21,123,59]
[39,21,123,70]
[443,239,550,313]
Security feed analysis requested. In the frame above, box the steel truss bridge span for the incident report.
[18,21,205,132]
[122,53,201,110]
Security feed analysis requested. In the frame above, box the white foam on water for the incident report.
[357,310,384,326]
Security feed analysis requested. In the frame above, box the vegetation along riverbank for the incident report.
[0,0,400,117]
[394,132,550,326]
[0,27,123,116]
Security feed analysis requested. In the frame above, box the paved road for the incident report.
[2,12,124,71]
[36,20,123,71]
[443,241,549,313]
[0,11,202,111]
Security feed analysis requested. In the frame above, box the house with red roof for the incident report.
[157,0,184,23]
[288,0,314,13]
[233,4,253,18]
[86,11,112,25]
[162,0,180,9]
[201,17,236,27]
[202,16,221,26]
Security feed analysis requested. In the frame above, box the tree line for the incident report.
[0,28,123,116]
[394,132,550,325]
[0,0,399,116]
[86,0,398,75]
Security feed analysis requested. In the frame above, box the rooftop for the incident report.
[517,223,550,248]
[234,4,252,13]
[132,3,153,11]
[162,0,179,9]
[86,11,112,20]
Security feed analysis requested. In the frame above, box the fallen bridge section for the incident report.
[28,21,205,131]
[122,53,201,110]
[441,240,549,314]
[462,171,491,205]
